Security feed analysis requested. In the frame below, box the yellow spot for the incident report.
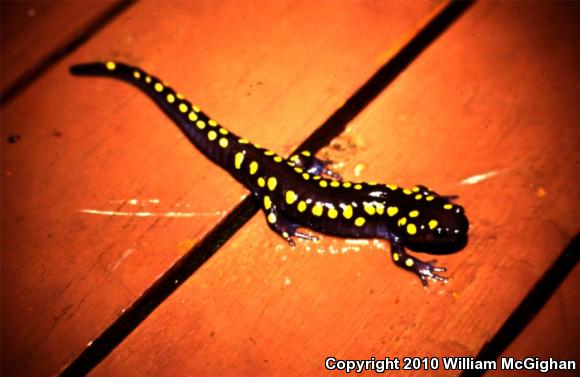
[145,76,152,83]
[354,184,363,190]
[386,184,397,190]
[302,173,310,180]
[234,152,244,169]
[428,220,438,229]
[301,151,311,157]
[267,177,277,191]
[290,155,299,162]
[342,205,353,219]
[328,207,338,219]
[405,258,414,267]
[398,217,407,226]
[264,150,275,156]
[403,189,412,195]
[313,175,321,180]
[375,203,385,215]
[393,253,400,262]
[294,167,304,173]
[267,213,277,224]
[285,190,297,204]
[196,120,206,129]
[412,187,420,192]
[249,161,258,175]
[330,181,340,187]
[387,206,398,217]
[239,138,249,144]
[219,138,228,148]
[188,112,198,122]
[208,131,217,141]
[426,195,434,201]
[179,103,188,113]
[274,156,283,163]
[312,203,323,216]
[105,61,116,70]
[343,182,352,188]
[407,223,417,235]
[154,83,163,92]
[257,177,265,187]
[263,196,272,210]
[297,201,307,212]
[354,217,366,227]
[319,180,328,187]
[282,231,289,238]
[208,119,218,127]
[409,210,419,218]
[133,70,141,79]
[167,94,175,103]
[192,105,200,112]
[368,181,377,186]
[444,204,453,210]
[219,128,228,135]
[176,93,184,99]
[363,202,376,215]
[415,194,423,200]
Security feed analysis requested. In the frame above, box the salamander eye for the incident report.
[434,227,448,239]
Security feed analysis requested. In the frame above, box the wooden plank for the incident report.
[90,1,580,376]
[0,1,441,376]
[0,0,117,95]
[488,264,579,377]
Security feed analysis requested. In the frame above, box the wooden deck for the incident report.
[1,1,578,376]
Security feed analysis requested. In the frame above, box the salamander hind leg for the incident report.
[390,237,447,287]
[258,193,318,247]
[289,150,342,180]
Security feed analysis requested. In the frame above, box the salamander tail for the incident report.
[71,61,114,75]
[69,61,138,81]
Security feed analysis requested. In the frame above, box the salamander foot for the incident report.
[415,259,447,288]
[289,150,342,180]
[390,237,448,288]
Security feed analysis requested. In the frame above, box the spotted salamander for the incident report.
[70,61,469,287]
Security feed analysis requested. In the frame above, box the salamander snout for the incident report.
[405,204,469,254]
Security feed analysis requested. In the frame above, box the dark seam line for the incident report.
[459,233,580,377]
[58,1,473,376]
[296,0,474,153]
[0,0,135,107]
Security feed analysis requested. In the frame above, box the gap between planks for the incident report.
[460,234,580,377]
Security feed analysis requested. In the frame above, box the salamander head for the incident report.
[402,199,469,254]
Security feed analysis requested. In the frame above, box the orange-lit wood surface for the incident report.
[1,1,117,95]
[488,265,580,377]
[1,1,578,377]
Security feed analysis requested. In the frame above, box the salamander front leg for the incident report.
[259,194,318,247]
[390,236,447,287]
[289,150,342,180]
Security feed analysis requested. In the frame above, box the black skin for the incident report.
[70,61,470,288]
[279,152,468,287]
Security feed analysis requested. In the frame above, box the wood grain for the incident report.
[90,1,580,376]
[0,1,440,376]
